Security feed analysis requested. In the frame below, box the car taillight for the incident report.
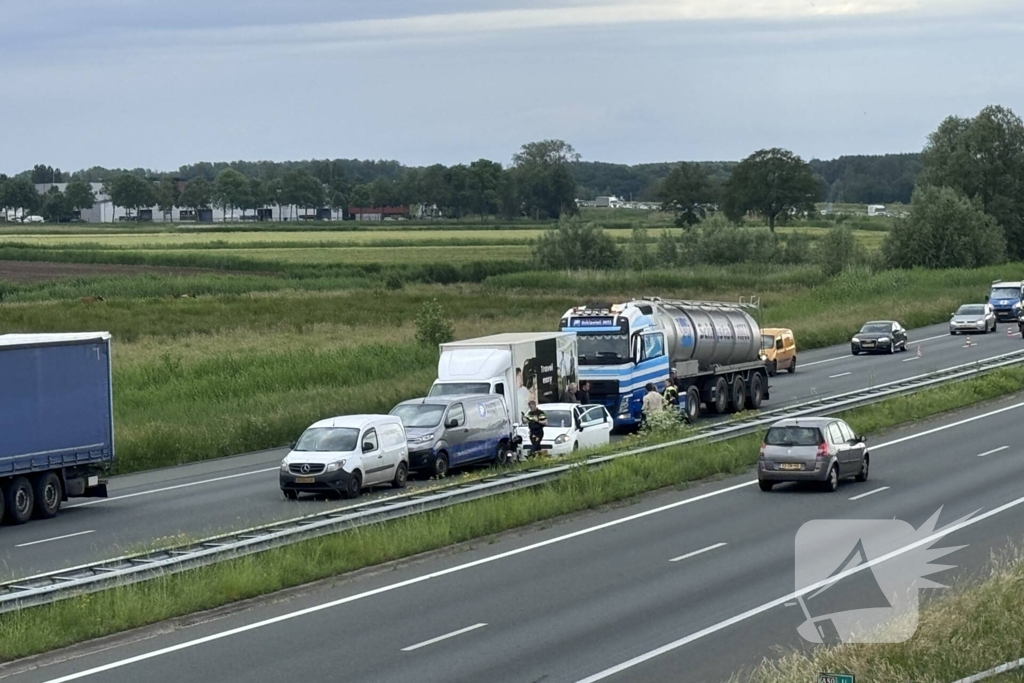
[816,442,829,459]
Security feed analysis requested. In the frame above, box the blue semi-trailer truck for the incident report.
[0,332,113,525]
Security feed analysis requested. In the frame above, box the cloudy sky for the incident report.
[3,0,1022,173]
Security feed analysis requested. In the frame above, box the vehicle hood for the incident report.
[543,426,572,439]
[284,450,357,465]
[853,332,890,341]
[404,426,441,440]
[992,298,1020,307]
[951,314,986,324]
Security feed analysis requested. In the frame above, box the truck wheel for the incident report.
[749,374,764,410]
[767,361,777,377]
[283,489,299,501]
[343,471,363,499]
[32,473,62,519]
[495,444,512,467]
[712,378,729,415]
[5,477,35,525]
[431,452,450,479]
[683,386,701,422]
[730,376,746,412]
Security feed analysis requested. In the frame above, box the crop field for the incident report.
[0,216,1009,476]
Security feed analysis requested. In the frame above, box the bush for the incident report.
[882,185,1007,269]
[628,226,655,270]
[779,231,812,265]
[655,230,679,266]
[384,272,405,290]
[639,407,686,436]
[414,299,455,347]
[815,226,868,277]
[532,215,621,270]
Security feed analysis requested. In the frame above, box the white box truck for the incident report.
[428,332,579,428]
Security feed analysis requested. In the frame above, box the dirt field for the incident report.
[0,260,219,283]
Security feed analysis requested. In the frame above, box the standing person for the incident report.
[523,400,548,457]
[577,381,591,405]
[561,382,578,404]
[663,370,680,407]
[642,382,665,426]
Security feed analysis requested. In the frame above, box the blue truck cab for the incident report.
[988,281,1023,322]
[0,333,114,525]
[559,303,669,428]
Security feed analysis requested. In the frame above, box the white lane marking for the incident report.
[902,357,919,363]
[828,372,851,379]
[978,446,1009,458]
[32,479,757,683]
[799,356,845,368]
[848,487,889,501]
[34,401,1024,683]
[401,623,487,652]
[65,468,280,509]
[669,543,727,563]
[872,401,1024,451]
[15,530,96,548]
[911,333,949,344]
[573,494,1024,683]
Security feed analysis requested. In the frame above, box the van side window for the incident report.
[362,429,379,452]
[494,383,505,397]
[447,404,465,427]
[775,337,784,350]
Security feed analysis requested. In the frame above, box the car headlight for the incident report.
[280,459,289,471]
[554,434,570,445]
[881,337,891,343]
[618,396,630,416]
[851,338,860,344]
[326,459,347,473]
[410,433,435,445]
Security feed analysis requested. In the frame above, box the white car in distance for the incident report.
[527,403,614,456]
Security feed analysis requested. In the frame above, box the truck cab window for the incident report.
[494,383,504,397]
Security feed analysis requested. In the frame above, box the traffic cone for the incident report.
[964,335,974,348]
[1009,326,1015,337]
[916,344,922,358]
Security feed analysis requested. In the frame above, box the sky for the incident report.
[2,0,1023,174]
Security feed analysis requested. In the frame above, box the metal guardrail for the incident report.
[4,349,1024,614]
[951,656,1024,683]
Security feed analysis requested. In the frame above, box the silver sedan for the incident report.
[949,304,997,335]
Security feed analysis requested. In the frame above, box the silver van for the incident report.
[757,417,869,492]
[390,394,514,478]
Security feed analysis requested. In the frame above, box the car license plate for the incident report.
[862,342,875,347]
[296,477,315,484]
[779,463,803,471]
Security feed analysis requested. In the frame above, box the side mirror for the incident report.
[446,419,458,429]
[362,442,374,452]
[289,441,297,450]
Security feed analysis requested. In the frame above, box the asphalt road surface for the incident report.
[5,392,1024,683]
[2,322,1021,581]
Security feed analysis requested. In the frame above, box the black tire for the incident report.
[683,386,701,422]
[888,343,896,355]
[343,471,363,499]
[758,479,774,492]
[431,452,450,479]
[749,374,764,410]
[855,454,870,483]
[767,361,777,377]
[822,465,839,493]
[852,349,860,355]
[950,330,956,336]
[5,477,35,525]
[787,356,797,373]
[712,377,729,415]
[392,461,409,489]
[730,376,746,412]
[283,489,299,501]
[32,472,62,519]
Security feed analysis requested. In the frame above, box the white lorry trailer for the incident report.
[428,332,579,428]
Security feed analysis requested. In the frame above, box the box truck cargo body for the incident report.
[428,332,578,427]
[0,333,113,524]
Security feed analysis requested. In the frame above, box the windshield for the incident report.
[544,410,573,428]
[990,287,1020,300]
[765,426,822,447]
[956,305,985,316]
[428,382,490,397]
[761,334,774,350]
[294,427,359,452]
[577,333,630,366]
[859,323,892,335]
[390,404,446,428]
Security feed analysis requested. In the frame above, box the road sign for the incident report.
[818,675,855,683]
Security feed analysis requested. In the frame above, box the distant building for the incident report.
[347,206,411,222]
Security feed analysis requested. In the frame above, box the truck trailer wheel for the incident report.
[730,377,746,412]
[749,374,764,410]
[33,473,62,519]
[712,378,730,415]
[683,387,701,422]
[5,477,35,525]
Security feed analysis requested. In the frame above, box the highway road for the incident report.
[1,321,1021,582]
[5,384,1024,683]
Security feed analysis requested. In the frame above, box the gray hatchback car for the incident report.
[757,417,869,492]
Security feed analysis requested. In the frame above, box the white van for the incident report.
[280,415,408,500]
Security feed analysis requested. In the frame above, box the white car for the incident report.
[280,415,409,500]
[523,403,614,456]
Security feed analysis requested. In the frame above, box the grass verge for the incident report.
[733,548,1024,683]
[2,365,1023,662]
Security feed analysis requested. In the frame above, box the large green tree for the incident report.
[656,162,712,228]
[511,139,579,220]
[155,178,180,221]
[467,159,503,220]
[214,168,252,221]
[882,185,1006,269]
[178,177,213,220]
[721,148,819,231]
[40,186,73,222]
[918,105,1024,258]
[64,180,97,218]
[106,174,156,220]
[0,177,40,219]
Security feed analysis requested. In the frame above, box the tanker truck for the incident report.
[559,297,769,427]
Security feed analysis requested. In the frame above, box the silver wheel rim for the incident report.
[44,482,58,510]
[830,469,838,489]
[15,488,29,515]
